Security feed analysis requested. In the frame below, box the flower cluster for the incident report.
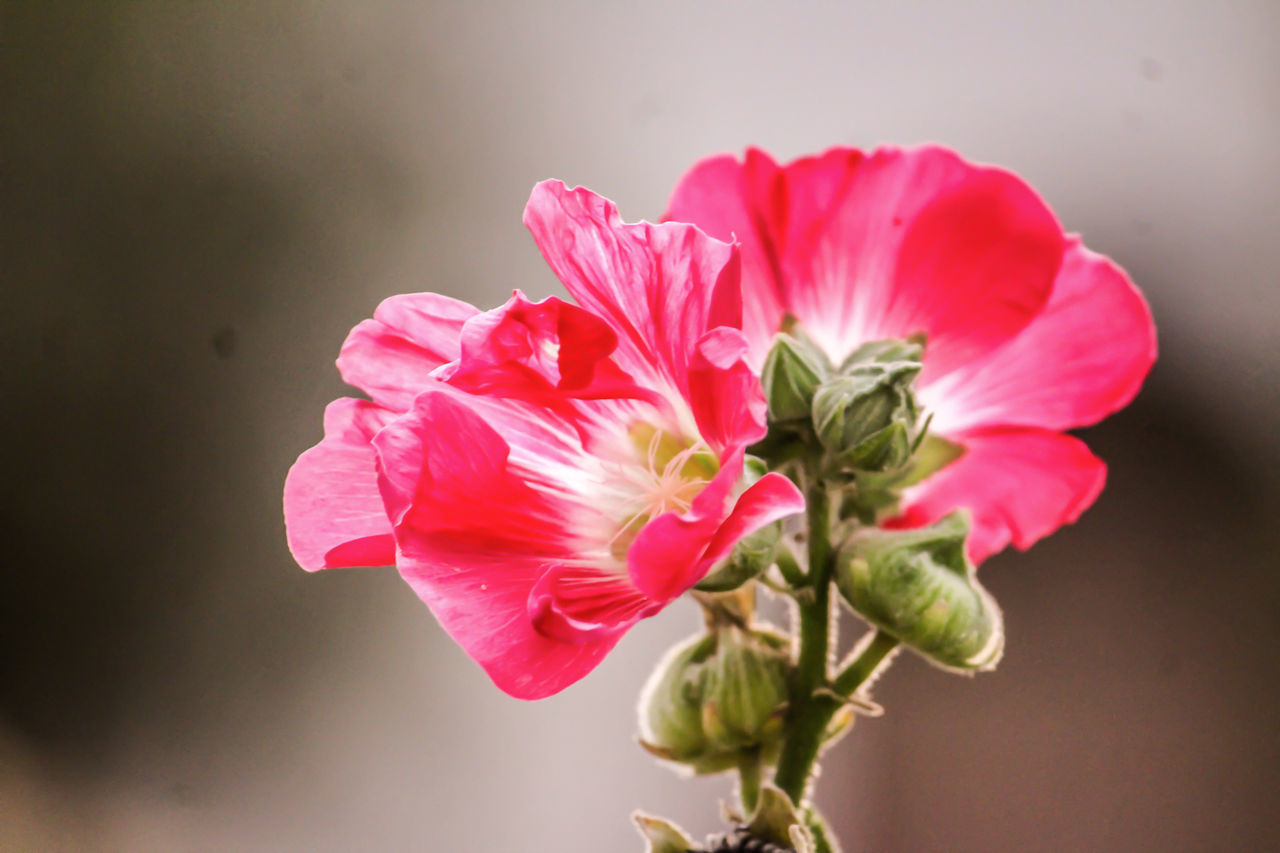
[284,144,1154,707]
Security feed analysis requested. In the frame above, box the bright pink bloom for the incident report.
[666,145,1156,563]
[284,181,804,698]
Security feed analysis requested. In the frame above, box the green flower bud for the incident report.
[834,512,1004,672]
[638,628,792,774]
[812,360,924,472]
[695,522,781,592]
[700,627,790,750]
[761,332,832,422]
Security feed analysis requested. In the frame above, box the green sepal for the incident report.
[762,331,833,422]
[838,337,924,371]
[841,431,963,524]
[633,812,696,853]
[834,511,1004,672]
[747,785,816,852]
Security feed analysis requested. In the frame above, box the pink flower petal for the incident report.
[663,149,792,359]
[522,180,747,411]
[372,391,628,698]
[626,451,746,601]
[666,146,1064,376]
[372,391,573,551]
[686,326,769,454]
[441,290,661,410]
[921,241,1158,433]
[527,565,662,644]
[283,398,397,571]
[698,472,806,569]
[889,427,1107,564]
[397,548,622,699]
[337,292,478,411]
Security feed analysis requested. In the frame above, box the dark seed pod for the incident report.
[702,827,794,853]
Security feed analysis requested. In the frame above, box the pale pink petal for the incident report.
[523,180,743,405]
[889,428,1107,564]
[686,326,769,454]
[921,241,1158,433]
[337,292,478,411]
[283,398,397,571]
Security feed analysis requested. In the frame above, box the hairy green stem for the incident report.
[832,630,899,695]
[773,544,806,588]
[737,747,762,814]
[773,480,835,802]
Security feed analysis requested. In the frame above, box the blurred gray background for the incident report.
[3,2,1278,850]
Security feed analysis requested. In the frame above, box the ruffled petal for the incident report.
[698,472,806,568]
[921,241,1157,433]
[439,290,661,410]
[888,427,1107,564]
[283,398,397,571]
[523,180,745,410]
[372,391,575,551]
[337,292,478,411]
[664,149,791,357]
[686,327,769,454]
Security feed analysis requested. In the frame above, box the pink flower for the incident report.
[666,145,1156,563]
[284,181,804,698]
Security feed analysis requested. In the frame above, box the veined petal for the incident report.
[663,148,791,358]
[667,145,1064,376]
[888,427,1107,564]
[686,326,769,454]
[528,565,662,644]
[440,290,663,411]
[283,398,397,571]
[523,180,746,414]
[373,391,628,698]
[921,241,1158,433]
[337,292,478,411]
[698,472,806,569]
[397,548,622,699]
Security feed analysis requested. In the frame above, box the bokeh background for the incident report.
[3,2,1278,850]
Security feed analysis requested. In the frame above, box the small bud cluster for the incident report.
[757,330,931,494]
[638,624,792,774]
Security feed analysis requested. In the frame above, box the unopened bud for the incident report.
[700,626,790,750]
[812,360,923,472]
[638,628,792,774]
[834,512,1003,672]
[761,332,832,422]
